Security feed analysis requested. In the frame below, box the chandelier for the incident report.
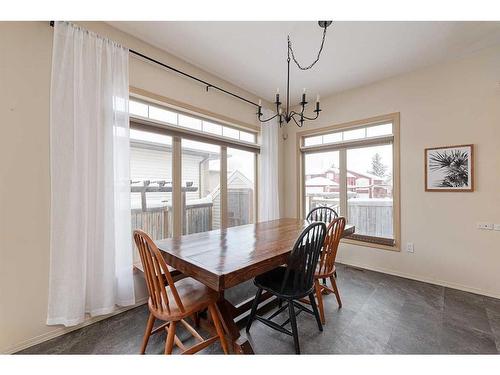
[257,21,333,127]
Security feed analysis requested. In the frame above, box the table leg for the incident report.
[216,294,254,354]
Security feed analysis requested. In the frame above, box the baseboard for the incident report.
[337,260,500,300]
[2,297,148,354]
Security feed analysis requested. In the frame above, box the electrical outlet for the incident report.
[406,242,414,253]
[494,224,500,231]
[477,223,494,230]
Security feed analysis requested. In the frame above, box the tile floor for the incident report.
[18,264,500,354]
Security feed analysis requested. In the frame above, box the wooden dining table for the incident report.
[155,217,354,354]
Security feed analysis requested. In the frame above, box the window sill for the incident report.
[341,237,400,252]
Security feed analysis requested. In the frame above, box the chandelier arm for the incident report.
[301,111,321,121]
[258,112,280,123]
[290,115,303,127]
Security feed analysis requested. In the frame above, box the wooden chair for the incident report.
[306,206,338,224]
[133,229,228,355]
[246,222,327,354]
[313,217,345,324]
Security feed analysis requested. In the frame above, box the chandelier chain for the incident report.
[287,26,328,70]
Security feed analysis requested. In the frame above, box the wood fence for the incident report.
[310,198,393,238]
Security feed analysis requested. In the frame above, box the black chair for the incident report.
[246,221,327,354]
[306,206,338,224]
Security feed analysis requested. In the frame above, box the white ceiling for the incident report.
[108,21,500,105]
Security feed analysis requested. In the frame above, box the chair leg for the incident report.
[208,304,229,354]
[330,276,342,308]
[164,321,177,354]
[246,287,263,332]
[314,280,326,325]
[140,312,155,354]
[334,270,337,278]
[288,300,300,354]
[309,292,323,332]
[192,312,200,328]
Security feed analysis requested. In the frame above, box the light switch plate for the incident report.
[406,243,414,253]
[494,224,500,231]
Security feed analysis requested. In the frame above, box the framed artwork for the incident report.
[425,144,474,192]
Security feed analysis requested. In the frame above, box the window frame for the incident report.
[129,90,259,237]
[297,113,400,251]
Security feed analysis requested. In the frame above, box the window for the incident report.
[304,151,340,215]
[149,105,177,124]
[129,99,258,144]
[129,96,259,241]
[303,122,393,146]
[182,139,221,234]
[347,144,393,241]
[227,148,256,227]
[300,114,400,249]
[130,129,173,263]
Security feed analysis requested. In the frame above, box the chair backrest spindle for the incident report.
[306,206,338,224]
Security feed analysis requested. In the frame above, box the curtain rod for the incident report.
[49,21,260,109]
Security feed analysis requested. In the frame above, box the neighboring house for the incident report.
[130,139,254,233]
[305,176,339,194]
[210,170,255,229]
[130,139,220,209]
[305,166,392,198]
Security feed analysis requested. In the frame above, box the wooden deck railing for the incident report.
[131,202,213,240]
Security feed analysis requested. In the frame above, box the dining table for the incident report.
[155,217,355,354]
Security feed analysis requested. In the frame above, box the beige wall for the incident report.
[282,45,500,299]
[0,21,267,354]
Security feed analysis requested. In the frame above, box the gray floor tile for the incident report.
[440,320,497,354]
[17,264,500,355]
[444,288,492,334]
[486,308,500,352]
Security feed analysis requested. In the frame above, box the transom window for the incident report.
[300,114,400,250]
[129,99,257,144]
[304,123,393,147]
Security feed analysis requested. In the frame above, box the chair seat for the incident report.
[150,277,218,321]
[314,264,336,279]
[255,266,313,299]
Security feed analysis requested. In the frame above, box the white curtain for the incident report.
[47,22,134,326]
[258,109,280,221]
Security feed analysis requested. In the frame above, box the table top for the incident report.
[156,218,354,291]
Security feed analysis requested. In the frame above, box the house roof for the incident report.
[211,170,254,199]
[305,177,339,187]
[349,169,384,180]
